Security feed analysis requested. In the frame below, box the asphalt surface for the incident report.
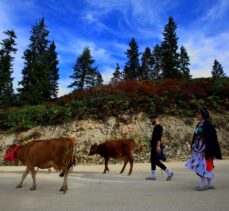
[0,160,228,211]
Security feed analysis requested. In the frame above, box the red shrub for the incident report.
[137,81,158,97]
[157,79,182,99]
[181,81,207,98]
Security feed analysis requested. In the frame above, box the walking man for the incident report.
[146,115,174,180]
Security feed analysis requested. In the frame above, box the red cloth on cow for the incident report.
[4,145,18,162]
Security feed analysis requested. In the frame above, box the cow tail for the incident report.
[133,145,143,153]
[59,140,76,178]
[68,140,77,170]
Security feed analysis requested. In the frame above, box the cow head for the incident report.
[88,143,98,155]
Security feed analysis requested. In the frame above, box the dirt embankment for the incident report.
[1,113,229,165]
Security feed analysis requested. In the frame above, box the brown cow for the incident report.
[4,137,77,193]
[88,139,141,175]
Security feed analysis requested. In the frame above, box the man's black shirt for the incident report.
[150,124,163,151]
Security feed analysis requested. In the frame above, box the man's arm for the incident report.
[156,125,163,153]
[156,141,161,153]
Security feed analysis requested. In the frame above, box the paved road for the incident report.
[0,161,229,211]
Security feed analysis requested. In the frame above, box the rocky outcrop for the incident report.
[0,113,228,165]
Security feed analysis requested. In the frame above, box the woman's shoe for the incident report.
[208,185,215,189]
[195,185,207,191]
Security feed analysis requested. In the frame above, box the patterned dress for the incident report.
[185,121,214,179]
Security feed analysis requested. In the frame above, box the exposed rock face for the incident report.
[0,113,228,165]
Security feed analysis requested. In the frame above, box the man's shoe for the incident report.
[145,176,156,180]
[166,172,174,181]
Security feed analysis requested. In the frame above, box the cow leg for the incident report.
[128,155,134,175]
[103,157,110,174]
[35,167,39,175]
[17,167,30,188]
[30,167,37,190]
[120,157,128,174]
[59,170,68,193]
[69,166,73,174]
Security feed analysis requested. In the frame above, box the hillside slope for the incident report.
[1,112,228,165]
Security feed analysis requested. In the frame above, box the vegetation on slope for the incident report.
[0,78,228,131]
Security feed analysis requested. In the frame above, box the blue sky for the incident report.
[0,0,228,96]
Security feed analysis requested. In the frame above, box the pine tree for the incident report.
[151,44,163,80]
[47,41,59,98]
[69,47,97,90]
[95,71,103,87]
[17,49,34,104]
[140,47,152,80]
[123,38,140,81]
[179,46,191,79]
[0,30,17,107]
[18,18,51,104]
[161,17,181,79]
[111,63,122,84]
[211,60,225,78]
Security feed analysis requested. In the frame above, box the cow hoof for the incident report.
[16,184,22,188]
[59,172,64,177]
[59,187,68,193]
[30,186,36,191]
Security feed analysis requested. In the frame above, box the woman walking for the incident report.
[185,108,222,191]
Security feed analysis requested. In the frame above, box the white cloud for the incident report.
[84,13,96,23]
[130,0,171,26]
[85,0,170,24]
[183,32,229,78]
[58,78,72,97]
[58,87,70,97]
[58,38,118,67]
[0,4,12,31]
[202,0,229,21]
[191,70,211,78]
[100,66,117,84]
[83,13,112,32]
[84,0,172,39]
